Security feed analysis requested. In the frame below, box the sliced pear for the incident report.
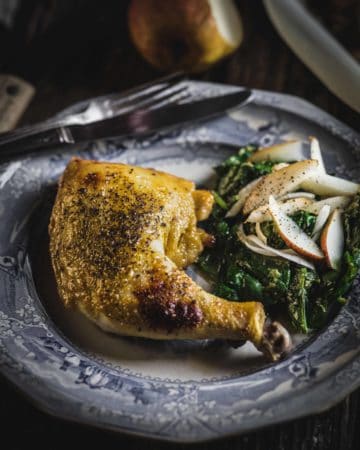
[245,204,269,222]
[240,237,275,257]
[272,162,290,171]
[309,136,326,173]
[301,173,359,196]
[249,140,306,163]
[243,160,319,215]
[237,225,274,256]
[237,226,315,270]
[278,192,315,201]
[225,177,262,218]
[255,222,267,244]
[246,197,313,223]
[305,196,351,214]
[320,209,344,270]
[312,205,331,241]
[268,196,324,261]
[246,235,316,270]
[208,0,244,48]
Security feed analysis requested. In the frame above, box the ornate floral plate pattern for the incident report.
[0,81,359,442]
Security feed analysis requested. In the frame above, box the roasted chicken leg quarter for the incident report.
[49,158,290,360]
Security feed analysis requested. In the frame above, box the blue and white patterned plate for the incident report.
[0,81,359,443]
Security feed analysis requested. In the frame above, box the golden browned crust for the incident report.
[49,158,268,349]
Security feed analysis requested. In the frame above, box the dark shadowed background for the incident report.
[0,1,359,449]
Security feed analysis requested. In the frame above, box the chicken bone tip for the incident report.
[260,320,292,361]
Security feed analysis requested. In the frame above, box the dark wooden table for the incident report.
[0,1,359,449]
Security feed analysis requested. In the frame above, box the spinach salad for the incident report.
[197,141,360,333]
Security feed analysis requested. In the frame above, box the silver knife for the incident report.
[0,89,251,159]
[263,0,360,112]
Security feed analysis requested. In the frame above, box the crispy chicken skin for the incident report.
[49,158,290,360]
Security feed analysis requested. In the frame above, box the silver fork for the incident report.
[0,72,188,145]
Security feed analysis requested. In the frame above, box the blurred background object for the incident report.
[0,0,358,127]
[305,0,360,62]
[0,0,35,132]
[128,0,243,72]
[0,0,20,28]
[0,74,34,132]
[264,0,360,112]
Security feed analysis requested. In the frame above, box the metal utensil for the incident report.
[0,89,252,158]
[263,0,360,112]
[0,72,186,145]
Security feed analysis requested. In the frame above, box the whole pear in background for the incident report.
[128,0,243,73]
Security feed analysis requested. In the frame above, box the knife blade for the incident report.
[0,89,252,159]
[263,0,360,112]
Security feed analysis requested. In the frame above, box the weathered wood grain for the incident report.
[0,1,358,449]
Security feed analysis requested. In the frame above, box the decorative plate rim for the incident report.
[0,80,359,443]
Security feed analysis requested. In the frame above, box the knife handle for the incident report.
[0,75,35,133]
[0,127,66,159]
